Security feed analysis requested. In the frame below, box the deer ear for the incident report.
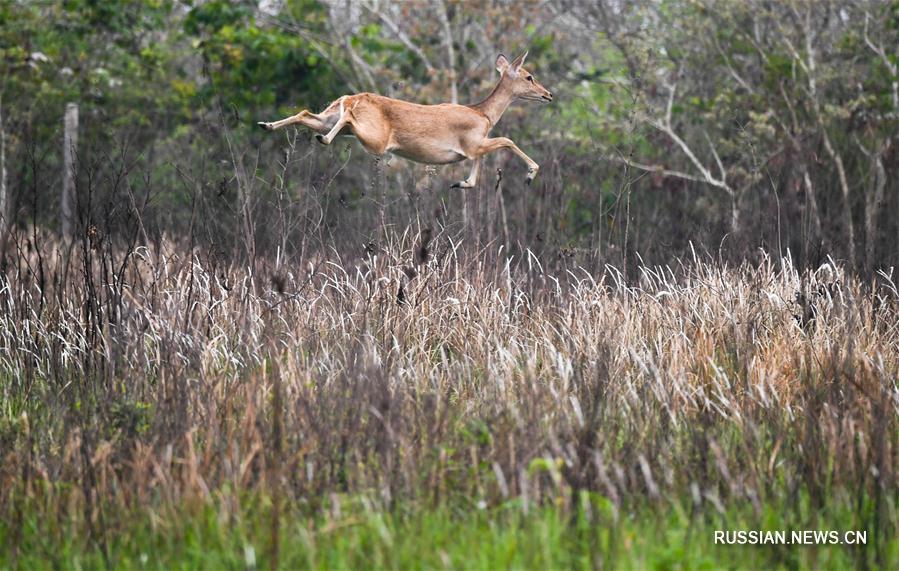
[495,54,510,74]
[511,50,529,71]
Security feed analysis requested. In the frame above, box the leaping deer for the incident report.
[257,51,552,188]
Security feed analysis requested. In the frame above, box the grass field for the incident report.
[3,497,886,569]
[1,230,897,568]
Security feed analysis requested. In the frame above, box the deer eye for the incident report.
[526,76,534,82]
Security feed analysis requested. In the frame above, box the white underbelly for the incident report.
[388,143,467,165]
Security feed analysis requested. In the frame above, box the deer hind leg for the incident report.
[451,159,481,189]
[257,110,333,133]
[475,137,540,184]
[315,100,354,145]
[338,101,390,155]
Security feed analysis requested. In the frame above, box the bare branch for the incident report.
[712,33,754,94]
[664,82,676,127]
[649,118,733,195]
[605,153,709,185]
[361,1,435,74]
[704,131,727,185]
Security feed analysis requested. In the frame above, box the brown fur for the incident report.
[258,51,552,187]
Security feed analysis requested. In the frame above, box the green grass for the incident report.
[2,493,893,569]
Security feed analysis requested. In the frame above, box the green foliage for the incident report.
[0,0,340,147]
[186,0,340,115]
[1,494,889,569]
[109,399,153,438]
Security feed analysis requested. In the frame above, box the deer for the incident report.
[257,51,552,188]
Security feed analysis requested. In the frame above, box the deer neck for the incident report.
[472,76,515,126]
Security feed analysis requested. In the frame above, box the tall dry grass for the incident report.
[1,227,897,563]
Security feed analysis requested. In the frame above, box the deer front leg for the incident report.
[451,159,481,189]
[257,110,330,133]
[475,137,539,184]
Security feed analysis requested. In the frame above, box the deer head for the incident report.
[495,51,553,102]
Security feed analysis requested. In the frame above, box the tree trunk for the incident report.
[62,102,79,238]
[728,189,741,238]
[818,127,856,268]
[438,0,458,104]
[864,142,888,273]
[801,167,823,242]
[0,93,8,254]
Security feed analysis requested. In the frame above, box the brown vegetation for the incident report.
[1,228,897,561]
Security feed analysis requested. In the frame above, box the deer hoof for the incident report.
[257,122,273,131]
[315,134,328,145]
[526,167,539,184]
